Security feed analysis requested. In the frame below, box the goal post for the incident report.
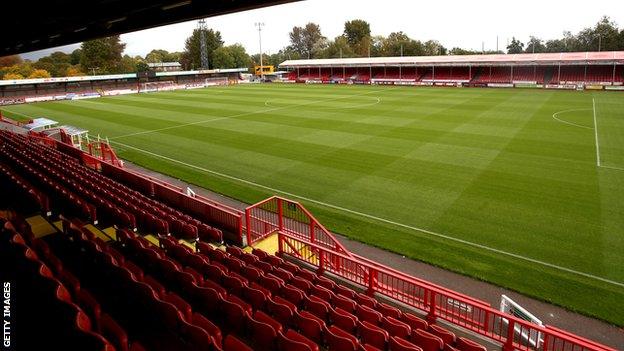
[139,80,176,93]
[500,295,543,348]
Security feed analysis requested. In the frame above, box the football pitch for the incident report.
[3,84,624,325]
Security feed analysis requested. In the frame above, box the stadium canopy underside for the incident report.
[1,0,298,56]
[279,51,624,68]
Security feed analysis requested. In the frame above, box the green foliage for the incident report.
[211,44,251,69]
[33,51,71,76]
[145,49,183,63]
[80,36,126,74]
[507,37,524,54]
[525,36,546,53]
[180,28,224,69]
[288,23,326,59]
[320,36,355,58]
[343,19,371,47]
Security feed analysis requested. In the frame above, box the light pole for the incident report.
[597,34,602,52]
[255,22,265,80]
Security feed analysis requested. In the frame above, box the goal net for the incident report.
[204,77,230,86]
[140,80,176,93]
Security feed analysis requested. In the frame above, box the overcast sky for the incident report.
[21,0,624,60]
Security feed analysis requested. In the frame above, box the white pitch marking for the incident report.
[599,164,624,172]
[110,88,388,140]
[551,108,593,130]
[592,98,601,167]
[110,139,624,289]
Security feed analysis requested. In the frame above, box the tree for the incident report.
[80,36,126,74]
[379,32,424,57]
[288,23,326,59]
[70,49,82,65]
[181,28,224,69]
[525,36,546,53]
[423,40,446,56]
[135,61,150,73]
[33,51,71,76]
[28,69,51,78]
[144,49,182,63]
[507,37,524,54]
[321,36,355,58]
[344,19,371,47]
[66,66,84,76]
[212,44,251,69]
[0,55,22,67]
[343,19,372,57]
[3,73,23,80]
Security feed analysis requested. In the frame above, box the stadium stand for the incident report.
[0,126,618,351]
[281,51,624,89]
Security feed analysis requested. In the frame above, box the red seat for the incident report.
[357,304,382,325]
[202,263,225,283]
[429,324,456,346]
[326,325,360,351]
[222,274,246,296]
[241,265,263,282]
[359,320,389,350]
[226,245,244,257]
[390,336,423,351]
[222,295,251,333]
[280,261,300,275]
[100,313,128,351]
[258,274,283,294]
[297,268,316,283]
[456,337,486,351]
[278,329,319,351]
[402,312,428,331]
[357,293,377,308]
[267,295,295,326]
[224,335,253,351]
[295,310,326,344]
[180,319,213,350]
[378,302,402,319]
[330,307,357,333]
[311,284,335,301]
[291,276,312,293]
[333,293,356,313]
[315,275,336,290]
[281,284,305,307]
[273,267,294,282]
[383,316,411,339]
[192,312,222,349]
[242,284,268,310]
[164,292,192,322]
[412,329,444,351]
[248,310,280,351]
[335,285,357,300]
[304,295,331,321]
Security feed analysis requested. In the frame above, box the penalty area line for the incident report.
[110,139,624,289]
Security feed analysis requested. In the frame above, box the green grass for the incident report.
[3,84,624,326]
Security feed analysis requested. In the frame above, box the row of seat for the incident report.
[115,228,488,351]
[57,217,227,351]
[0,218,118,351]
[0,130,223,242]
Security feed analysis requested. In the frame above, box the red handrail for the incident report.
[278,232,616,351]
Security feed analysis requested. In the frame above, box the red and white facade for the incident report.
[279,51,624,90]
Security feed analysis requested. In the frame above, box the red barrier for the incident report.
[245,196,349,253]
[278,233,615,351]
